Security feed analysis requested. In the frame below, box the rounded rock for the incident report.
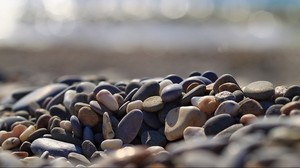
[242,81,274,100]
[191,96,219,116]
[101,139,123,150]
[82,140,97,159]
[96,89,119,111]
[280,101,300,115]
[141,130,167,147]
[78,106,100,127]
[214,100,240,117]
[183,126,206,141]
[215,91,236,103]
[213,74,240,94]
[165,106,207,141]
[2,137,21,150]
[131,81,160,101]
[238,98,264,116]
[203,113,236,136]
[126,100,143,113]
[284,85,300,99]
[143,96,164,112]
[102,112,115,139]
[160,84,183,103]
[240,114,257,125]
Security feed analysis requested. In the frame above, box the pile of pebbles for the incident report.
[0,71,300,167]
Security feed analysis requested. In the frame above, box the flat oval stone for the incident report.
[124,88,138,102]
[242,81,274,100]
[232,90,244,102]
[203,113,236,136]
[180,77,205,93]
[2,137,21,150]
[12,83,68,111]
[116,109,143,144]
[202,71,218,82]
[213,74,240,94]
[70,115,82,138]
[82,140,97,159]
[284,85,300,99]
[160,84,182,103]
[69,93,89,116]
[102,112,115,139]
[240,114,257,125]
[141,130,167,147]
[78,106,100,127]
[280,101,300,115]
[31,138,82,157]
[125,80,141,94]
[63,90,77,113]
[165,106,207,141]
[68,152,91,166]
[101,139,123,150]
[159,79,173,95]
[275,97,290,105]
[96,89,119,111]
[27,128,48,142]
[126,100,143,113]
[181,84,206,105]
[191,96,219,116]
[183,126,206,141]
[19,125,36,142]
[214,100,240,117]
[131,81,160,101]
[158,101,180,124]
[46,85,77,110]
[238,98,264,116]
[265,104,283,117]
[189,71,202,77]
[143,96,164,112]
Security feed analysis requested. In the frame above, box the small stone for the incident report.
[186,82,200,93]
[180,77,205,92]
[242,81,274,100]
[131,81,160,101]
[70,93,89,116]
[160,84,183,102]
[51,127,82,146]
[213,74,240,94]
[142,111,163,129]
[70,115,82,138]
[31,138,82,157]
[26,128,48,142]
[68,152,91,166]
[275,97,290,105]
[143,96,164,112]
[215,91,236,103]
[49,104,70,120]
[96,89,119,111]
[76,82,96,94]
[19,141,33,155]
[124,88,138,102]
[284,85,300,99]
[218,82,240,92]
[203,114,236,136]
[102,112,115,139]
[181,84,206,105]
[126,100,143,113]
[213,124,243,141]
[280,101,300,115]
[78,106,100,127]
[165,106,207,141]
[164,74,183,84]
[83,126,94,143]
[265,104,283,118]
[238,98,264,116]
[274,85,288,98]
[183,126,206,140]
[191,96,219,116]
[240,114,257,125]
[2,137,21,150]
[232,90,244,102]
[202,71,218,82]
[141,130,167,147]
[82,140,97,159]
[101,139,123,150]
[93,82,122,96]
[40,151,50,159]
[290,109,300,116]
[89,100,106,115]
[36,114,51,129]
[214,100,240,116]
[60,120,73,132]
[63,90,77,113]
[116,109,143,144]
[12,151,29,159]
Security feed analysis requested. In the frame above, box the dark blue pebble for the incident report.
[142,111,163,129]
[123,88,138,102]
[164,74,184,84]
[203,114,236,136]
[160,84,183,102]
[70,115,82,138]
[275,97,290,105]
[12,83,68,111]
[202,71,218,82]
[259,100,273,111]
[83,126,94,143]
[125,81,141,94]
[284,85,300,99]
[265,104,283,117]
[50,104,70,120]
[131,81,160,101]
[31,138,82,158]
[188,71,202,77]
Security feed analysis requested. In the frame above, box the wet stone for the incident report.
[160,84,183,103]
[141,130,167,147]
[143,96,164,112]
[215,91,236,103]
[31,138,82,157]
[203,113,236,136]
[116,109,143,144]
[165,106,207,141]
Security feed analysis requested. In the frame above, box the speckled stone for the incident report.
[165,106,207,141]
[284,85,300,99]
[215,91,236,103]
[191,96,219,116]
[31,138,82,157]
[183,126,206,140]
[274,85,288,98]
[160,84,183,103]
[101,139,123,150]
[102,112,115,139]
[181,84,206,105]
[96,89,119,111]
[143,96,164,112]
[280,101,300,115]
[203,113,236,136]
[214,100,240,117]
[12,83,68,111]
[243,81,274,100]
[116,109,143,144]
[132,81,160,101]
[238,98,264,116]
[82,140,97,159]
[213,74,240,94]
[141,130,167,147]
[78,106,100,127]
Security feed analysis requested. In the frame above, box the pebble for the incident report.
[203,113,236,136]
[213,74,240,94]
[2,137,21,150]
[180,77,205,92]
[63,90,77,114]
[102,112,115,139]
[96,89,119,111]
[218,82,240,92]
[27,128,48,142]
[164,74,183,84]
[49,104,70,120]
[274,85,288,98]
[89,100,105,115]
[183,126,206,140]
[160,84,183,103]
[141,130,167,147]
[213,124,243,141]
[31,138,82,157]
[51,127,82,146]
[142,111,163,129]
[78,106,100,127]
[101,139,123,150]
[68,152,91,166]
[131,81,160,101]
[12,83,68,111]
[181,84,206,105]
[214,100,240,116]
[36,114,51,129]
[232,90,244,102]
[242,81,275,100]
[76,82,96,94]
[19,127,36,142]
[126,100,143,113]
[60,120,73,132]
[83,126,94,143]
[191,96,219,116]
[238,98,264,116]
[82,140,97,159]
[116,109,143,144]
[93,82,122,96]
[265,104,283,117]
[70,115,82,138]
[284,85,300,99]
[240,114,257,125]
[215,91,236,103]
[275,97,290,105]
[202,71,218,82]
[165,106,207,141]
[280,101,300,115]
[143,96,164,112]
[12,151,29,158]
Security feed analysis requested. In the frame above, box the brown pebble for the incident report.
[238,98,264,116]
[281,101,300,115]
[78,106,100,127]
[36,114,51,129]
[186,82,200,93]
[60,120,73,132]
[218,82,240,92]
[191,96,219,116]
[240,114,257,125]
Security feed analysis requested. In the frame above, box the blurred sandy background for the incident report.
[0,0,300,97]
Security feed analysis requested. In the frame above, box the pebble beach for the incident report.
[1,65,300,167]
